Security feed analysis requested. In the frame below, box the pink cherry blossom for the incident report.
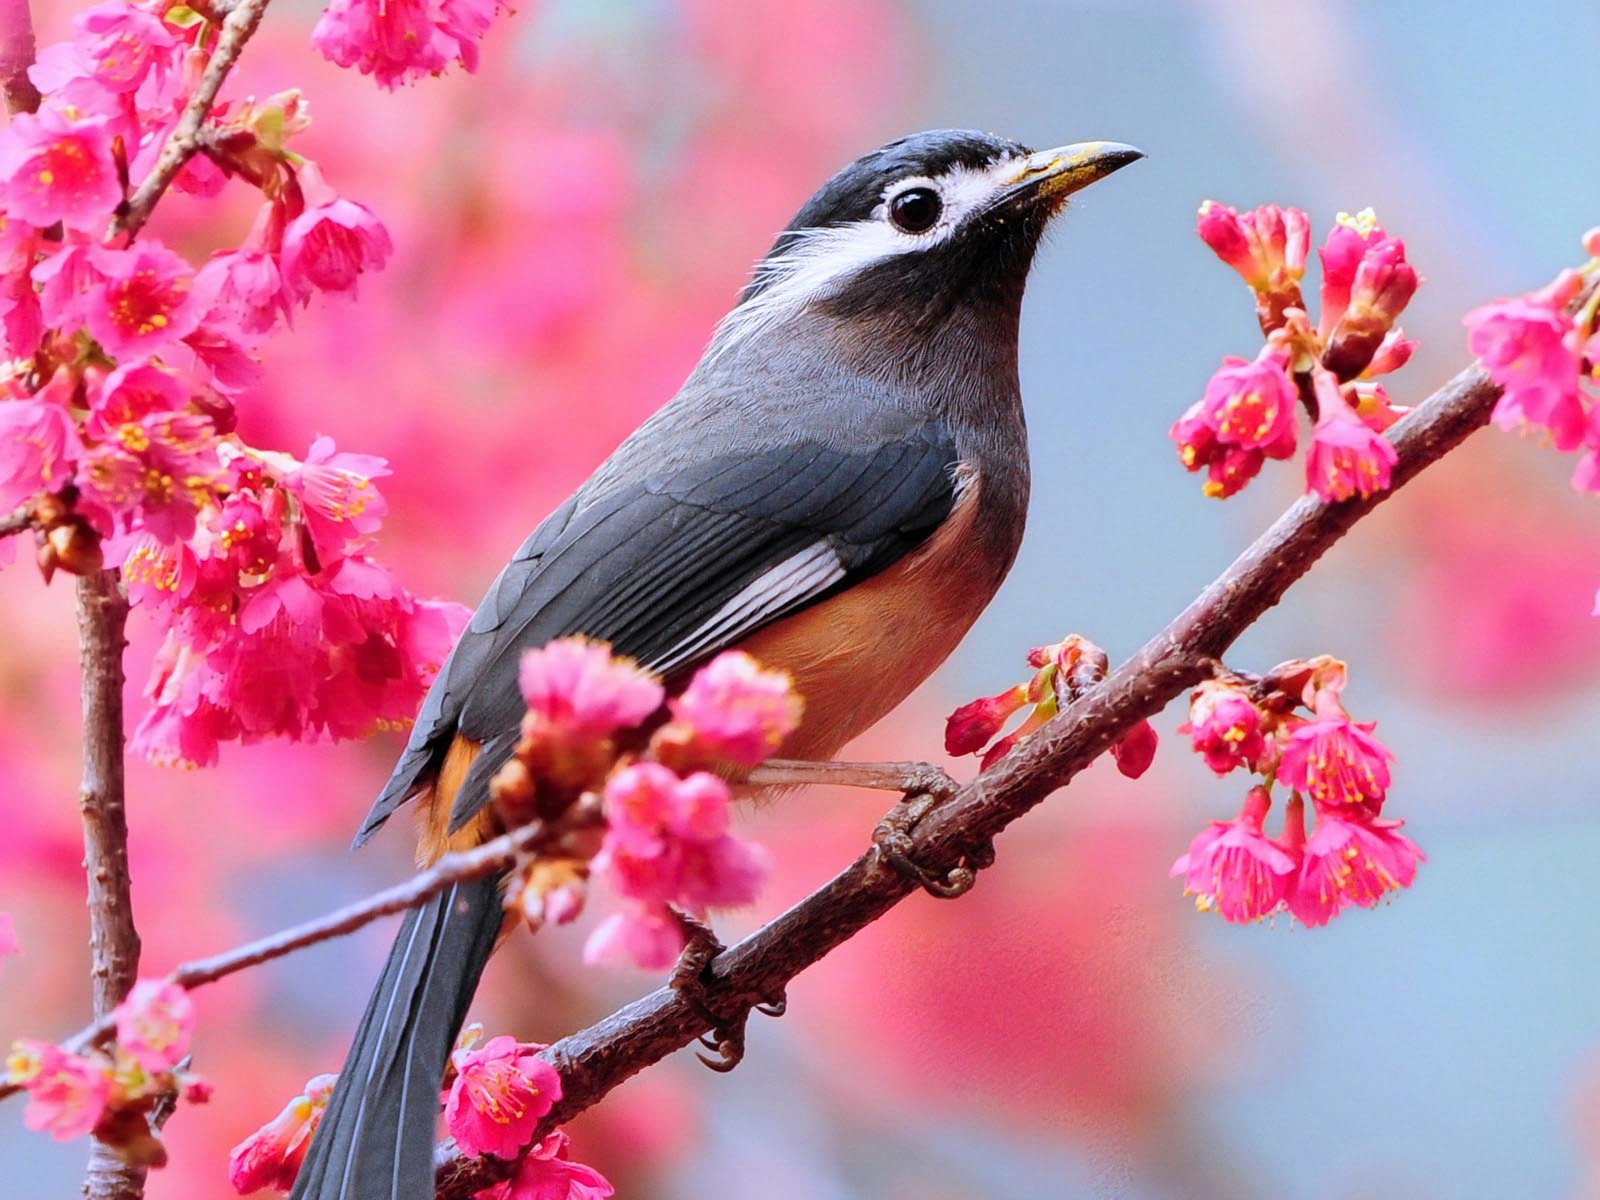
[228,1073,337,1194]
[1289,808,1423,927]
[442,1035,561,1160]
[1180,680,1268,775]
[281,166,393,301]
[582,907,685,972]
[1305,370,1398,502]
[476,1130,615,1200]
[112,979,195,1073]
[666,650,801,765]
[311,0,504,88]
[1277,710,1395,812]
[86,360,189,435]
[275,435,390,559]
[312,0,453,88]
[1170,786,1296,923]
[518,638,665,740]
[83,242,202,360]
[0,375,81,509]
[1465,270,1586,451]
[76,412,222,543]
[73,0,180,95]
[0,217,42,357]
[6,1040,110,1141]
[0,108,120,231]
[1172,345,1299,498]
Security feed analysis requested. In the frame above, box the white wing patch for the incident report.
[649,540,847,674]
[706,154,1028,364]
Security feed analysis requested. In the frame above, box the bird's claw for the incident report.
[667,909,785,1072]
[872,789,993,899]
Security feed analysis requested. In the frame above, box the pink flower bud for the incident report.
[1171,346,1299,499]
[1181,681,1268,775]
[228,1074,337,1194]
[1110,720,1158,779]
[944,684,1028,756]
[1196,201,1259,284]
[1362,329,1417,378]
[1584,226,1600,258]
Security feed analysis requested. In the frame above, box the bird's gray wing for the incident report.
[354,421,960,843]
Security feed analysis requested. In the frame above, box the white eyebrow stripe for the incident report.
[705,153,1026,363]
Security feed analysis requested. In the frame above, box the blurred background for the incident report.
[6,0,1600,1196]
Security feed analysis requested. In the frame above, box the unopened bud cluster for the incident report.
[946,634,1158,779]
[1177,204,1420,501]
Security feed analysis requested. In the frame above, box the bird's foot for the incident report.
[871,788,994,899]
[667,909,785,1072]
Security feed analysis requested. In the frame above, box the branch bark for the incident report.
[0,0,40,116]
[76,570,143,1200]
[430,363,1502,1198]
[113,0,272,241]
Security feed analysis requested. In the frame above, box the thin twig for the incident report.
[0,818,553,1102]
[0,501,36,539]
[431,363,1503,1198]
[113,0,272,241]
[75,570,144,1200]
[0,0,40,116]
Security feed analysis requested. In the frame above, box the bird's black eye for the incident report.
[888,187,943,234]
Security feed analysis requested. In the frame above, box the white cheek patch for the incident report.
[707,153,1027,362]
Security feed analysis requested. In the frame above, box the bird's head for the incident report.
[707,129,1142,366]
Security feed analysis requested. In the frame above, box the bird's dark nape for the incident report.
[288,875,503,1200]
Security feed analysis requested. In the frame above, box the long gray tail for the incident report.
[289,875,503,1200]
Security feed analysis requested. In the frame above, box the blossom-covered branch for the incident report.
[115,0,271,240]
[433,360,1503,1198]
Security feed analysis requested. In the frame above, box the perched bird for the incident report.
[289,128,1141,1200]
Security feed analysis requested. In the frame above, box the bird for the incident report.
[288,128,1141,1200]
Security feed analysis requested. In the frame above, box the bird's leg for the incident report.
[749,759,991,899]
[747,758,959,798]
[667,909,786,1072]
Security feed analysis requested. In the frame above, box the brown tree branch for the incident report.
[113,0,271,241]
[0,0,40,116]
[431,363,1502,1198]
[75,570,144,1200]
[0,501,36,539]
